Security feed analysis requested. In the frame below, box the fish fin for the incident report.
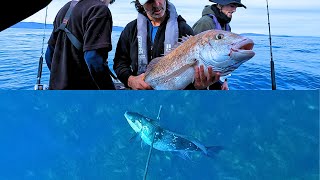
[158,59,197,90]
[140,140,148,149]
[167,59,197,77]
[205,146,224,158]
[145,57,163,75]
[162,35,194,56]
[179,35,193,44]
[180,136,222,158]
[145,58,197,89]
[176,151,191,160]
[129,133,140,142]
[154,66,195,90]
[175,151,198,163]
[190,140,207,154]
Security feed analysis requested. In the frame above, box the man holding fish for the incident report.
[113,0,254,90]
[113,0,221,90]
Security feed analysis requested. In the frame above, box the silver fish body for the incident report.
[144,29,255,90]
[124,111,223,157]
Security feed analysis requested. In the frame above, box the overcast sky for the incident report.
[24,0,320,37]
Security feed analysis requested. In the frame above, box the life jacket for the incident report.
[136,2,179,75]
[207,14,230,31]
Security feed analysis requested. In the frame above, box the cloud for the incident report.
[23,0,320,37]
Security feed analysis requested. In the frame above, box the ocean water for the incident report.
[0,28,319,90]
[0,91,318,180]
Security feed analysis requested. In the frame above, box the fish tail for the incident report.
[205,146,224,158]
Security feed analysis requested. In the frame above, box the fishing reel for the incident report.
[34,84,48,90]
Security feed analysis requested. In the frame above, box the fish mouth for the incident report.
[124,111,143,132]
[230,39,255,61]
[124,111,133,121]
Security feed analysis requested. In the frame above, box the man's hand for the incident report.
[127,73,152,90]
[221,80,229,90]
[193,65,220,89]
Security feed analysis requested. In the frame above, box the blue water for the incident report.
[0,91,318,180]
[0,28,319,90]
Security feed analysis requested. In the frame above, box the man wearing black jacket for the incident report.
[113,0,220,90]
[45,0,116,90]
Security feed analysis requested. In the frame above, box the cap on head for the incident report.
[209,0,246,8]
[138,0,148,5]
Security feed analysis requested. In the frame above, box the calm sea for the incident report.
[0,91,318,180]
[0,27,319,90]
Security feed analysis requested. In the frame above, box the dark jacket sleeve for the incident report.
[177,15,194,37]
[84,49,115,90]
[45,44,54,71]
[113,22,135,87]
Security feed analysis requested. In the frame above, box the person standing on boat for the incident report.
[45,0,116,90]
[192,0,247,90]
[113,0,221,90]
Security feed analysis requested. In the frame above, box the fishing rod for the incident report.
[34,6,49,90]
[143,105,162,180]
[266,0,276,90]
[143,130,156,180]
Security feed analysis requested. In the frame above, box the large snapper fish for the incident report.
[144,29,255,90]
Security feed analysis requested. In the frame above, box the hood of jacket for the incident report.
[202,5,215,16]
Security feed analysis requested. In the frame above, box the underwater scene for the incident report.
[0,91,319,180]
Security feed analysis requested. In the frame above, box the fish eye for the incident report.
[215,34,224,40]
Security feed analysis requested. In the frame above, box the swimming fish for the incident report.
[124,111,223,159]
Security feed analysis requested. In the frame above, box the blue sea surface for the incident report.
[0,91,318,180]
[0,27,319,90]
